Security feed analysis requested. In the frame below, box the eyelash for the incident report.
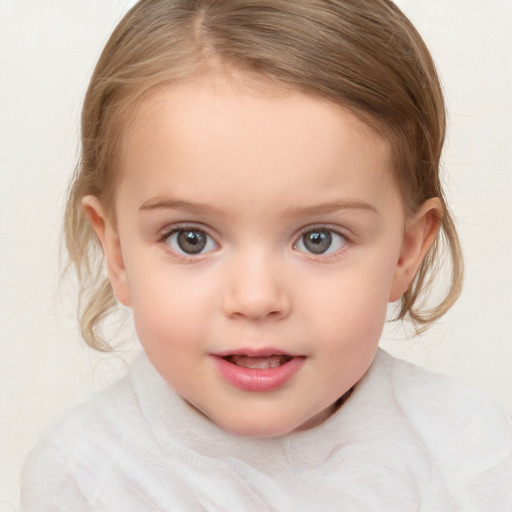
[158,224,218,263]
[293,225,351,261]
[157,224,352,262]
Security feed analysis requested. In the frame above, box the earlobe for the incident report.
[389,198,442,302]
[82,196,132,307]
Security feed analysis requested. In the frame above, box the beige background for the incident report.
[1,0,511,509]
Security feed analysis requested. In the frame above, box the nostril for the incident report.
[221,263,291,320]
[223,293,291,321]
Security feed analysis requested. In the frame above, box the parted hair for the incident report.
[65,0,463,350]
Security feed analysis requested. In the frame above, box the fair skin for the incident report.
[83,76,440,437]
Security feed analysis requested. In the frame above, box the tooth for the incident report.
[244,359,270,369]
[227,355,291,369]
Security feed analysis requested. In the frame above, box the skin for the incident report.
[83,76,441,437]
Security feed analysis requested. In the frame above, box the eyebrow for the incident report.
[139,196,378,217]
[139,197,222,216]
[284,201,378,217]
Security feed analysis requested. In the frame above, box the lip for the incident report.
[211,349,305,392]
[213,347,296,357]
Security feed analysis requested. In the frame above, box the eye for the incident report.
[294,229,347,255]
[165,228,217,255]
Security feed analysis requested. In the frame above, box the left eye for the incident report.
[165,229,217,255]
[294,229,346,255]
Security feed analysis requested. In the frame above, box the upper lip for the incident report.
[211,347,298,358]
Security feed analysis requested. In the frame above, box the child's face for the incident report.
[86,76,437,437]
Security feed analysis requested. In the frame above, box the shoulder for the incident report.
[377,349,511,434]
[20,368,147,510]
[27,367,142,453]
[375,349,512,503]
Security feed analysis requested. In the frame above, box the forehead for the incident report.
[116,76,398,215]
[127,75,386,147]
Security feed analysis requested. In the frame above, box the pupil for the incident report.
[177,230,206,254]
[304,230,331,254]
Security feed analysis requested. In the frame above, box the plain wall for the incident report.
[1,0,511,508]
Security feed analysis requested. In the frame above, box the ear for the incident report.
[82,195,131,307]
[389,198,442,302]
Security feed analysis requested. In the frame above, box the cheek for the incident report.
[300,258,397,346]
[308,257,396,315]
[127,262,221,350]
[128,269,184,333]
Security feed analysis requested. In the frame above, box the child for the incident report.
[21,0,512,510]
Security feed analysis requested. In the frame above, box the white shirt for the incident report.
[21,349,512,511]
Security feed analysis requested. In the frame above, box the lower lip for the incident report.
[212,356,305,392]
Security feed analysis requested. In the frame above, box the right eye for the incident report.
[165,228,218,256]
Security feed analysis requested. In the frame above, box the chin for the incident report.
[225,425,297,439]
[213,414,302,438]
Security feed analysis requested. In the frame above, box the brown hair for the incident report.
[65,0,463,350]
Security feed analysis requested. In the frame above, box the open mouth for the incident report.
[222,354,293,369]
[213,351,305,391]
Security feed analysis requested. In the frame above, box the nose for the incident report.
[222,252,291,321]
